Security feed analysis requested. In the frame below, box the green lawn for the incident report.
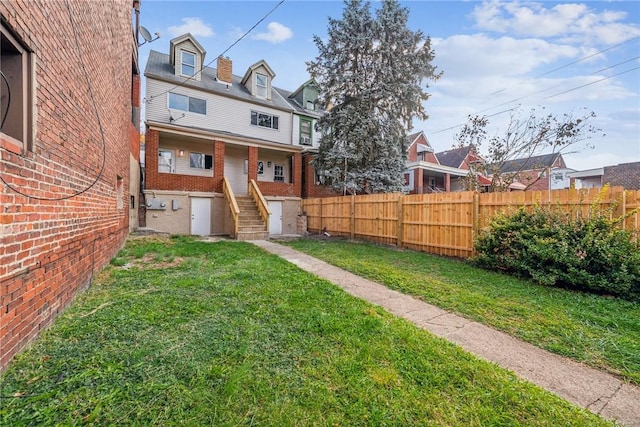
[1,236,613,426]
[284,238,640,385]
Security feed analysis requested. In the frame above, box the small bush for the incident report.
[473,205,640,301]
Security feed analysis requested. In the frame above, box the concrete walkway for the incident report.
[252,240,640,427]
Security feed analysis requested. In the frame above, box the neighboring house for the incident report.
[498,153,567,191]
[143,33,325,238]
[569,162,640,190]
[273,80,336,199]
[0,0,139,371]
[404,133,469,193]
[436,145,487,192]
[549,168,575,190]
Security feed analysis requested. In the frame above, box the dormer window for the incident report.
[256,73,268,98]
[181,51,196,77]
[306,100,315,110]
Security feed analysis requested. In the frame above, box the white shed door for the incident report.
[268,201,282,235]
[191,198,211,236]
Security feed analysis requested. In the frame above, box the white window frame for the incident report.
[180,50,196,77]
[189,152,213,170]
[274,164,284,182]
[256,73,268,98]
[1,21,34,152]
[251,110,279,130]
[300,118,312,145]
[158,149,175,173]
[168,92,206,115]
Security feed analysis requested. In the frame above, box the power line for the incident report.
[431,63,640,135]
[488,35,639,96]
[475,55,640,116]
[144,0,286,104]
[543,66,640,100]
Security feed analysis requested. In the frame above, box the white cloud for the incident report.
[253,22,293,44]
[168,17,215,38]
[432,34,578,80]
[471,1,640,44]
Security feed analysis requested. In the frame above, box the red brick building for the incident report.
[0,0,140,371]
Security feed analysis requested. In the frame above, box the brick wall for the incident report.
[0,0,135,371]
[302,153,340,198]
[144,129,224,193]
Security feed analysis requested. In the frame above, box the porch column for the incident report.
[445,173,451,192]
[415,168,424,194]
[293,153,302,197]
[214,141,225,179]
[145,128,160,189]
[248,146,258,182]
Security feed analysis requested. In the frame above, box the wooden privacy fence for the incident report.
[302,186,640,259]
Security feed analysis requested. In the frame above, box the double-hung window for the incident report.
[300,118,312,145]
[169,92,206,114]
[251,111,278,130]
[1,21,34,152]
[256,73,268,98]
[181,51,195,77]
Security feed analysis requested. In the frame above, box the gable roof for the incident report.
[169,33,206,65]
[145,50,293,112]
[273,87,324,118]
[500,153,562,173]
[436,146,472,168]
[241,59,276,86]
[406,131,435,156]
[289,78,319,99]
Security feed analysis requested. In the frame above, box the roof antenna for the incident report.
[138,26,160,47]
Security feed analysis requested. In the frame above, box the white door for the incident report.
[191,198,211,236]
[223,150,248,195]
[268,201,282,235]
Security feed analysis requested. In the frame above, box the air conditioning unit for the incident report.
[300,136,311,145]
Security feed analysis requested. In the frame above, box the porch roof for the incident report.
[147,120,304,153]
[405,161,469,177]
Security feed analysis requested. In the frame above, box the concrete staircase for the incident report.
[235,195,269,241]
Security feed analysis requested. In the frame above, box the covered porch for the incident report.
[404,161,469,194]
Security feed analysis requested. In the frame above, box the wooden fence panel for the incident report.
[302,186,639,258]
[624,190,640,240]
[302,198,322,233]
[354,193,399,245]
[402,192,475,258]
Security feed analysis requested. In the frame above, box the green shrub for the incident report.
[473,205,640,301]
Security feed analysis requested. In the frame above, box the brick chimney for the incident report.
[217,56,232,84]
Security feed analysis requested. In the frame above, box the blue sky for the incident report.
[138,0,640,171]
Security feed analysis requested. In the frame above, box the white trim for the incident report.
[405,161,468,177]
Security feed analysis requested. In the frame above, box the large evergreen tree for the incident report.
[308,0,440,194]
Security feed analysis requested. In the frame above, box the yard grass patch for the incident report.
[284,238,640,385]
[1,236,613,425]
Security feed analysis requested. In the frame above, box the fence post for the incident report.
[472,192,479,255]
[397,194,404,247]
[350,194,355,239]
[319,198,323,233]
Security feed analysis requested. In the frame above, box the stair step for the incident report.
[236,231,269,241]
